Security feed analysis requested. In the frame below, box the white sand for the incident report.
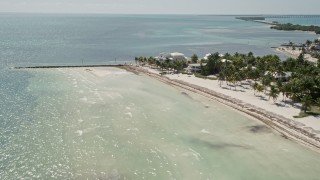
[274,47,318,63]
[138,66,320,135]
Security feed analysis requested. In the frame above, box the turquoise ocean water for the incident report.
[0,14,318,66]
[266,16,320,26]
[1,14,320,179]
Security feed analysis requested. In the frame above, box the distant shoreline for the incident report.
[236,16,320,35]
[120,65,320,152]
[272,47,319,63]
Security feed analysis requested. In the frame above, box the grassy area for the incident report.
[194,74,218,80]
[294,106,320,118]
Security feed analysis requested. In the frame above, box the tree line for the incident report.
[202,52,320,114]
[135,51,320,114]
[134,56,188,73]
[271,23,320,34]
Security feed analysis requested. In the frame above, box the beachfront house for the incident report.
[220,59,232,63]
[265,71,292,82]
[203,53,211,60]
[203,53,224,60]
[155,52,188,61]
[186,63,206,73]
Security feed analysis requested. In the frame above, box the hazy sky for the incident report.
[0,0,319,14]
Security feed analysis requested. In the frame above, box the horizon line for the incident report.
[1,12,320,16]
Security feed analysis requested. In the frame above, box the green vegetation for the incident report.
[201,52,320,117]
[136,51,320,117]
[236,17,265,21]
[271,23,320,34]
[280,38,320,62]
[134,56,187,73]
[294,106,320,118]
[191,54,198,63]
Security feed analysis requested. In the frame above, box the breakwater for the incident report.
[14,64,124,69]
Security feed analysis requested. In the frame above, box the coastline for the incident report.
[120,65,320,151]
[273,47,319,63]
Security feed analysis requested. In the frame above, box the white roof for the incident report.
[203,53,212,60]
[221,59,231,63]
[188,63,206,67]
[170,52,185,56]
[203,53,224,60]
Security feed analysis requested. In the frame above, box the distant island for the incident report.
[235,17,266,21]
[236,16,320,34]
[271,23,320,34]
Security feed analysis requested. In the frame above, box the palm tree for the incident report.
[134,57,138,65]
[252,82,259,95]
[191,54,198,63]
[256,84,264,95]
[155,60,161,69]
[269,85,279,102]
[316,98,320,107]
[206,52,221,74]
[301,95,313,113]
[218,71,225,87]
[262,73,273,94]
[277,81,286,102]
[289,41,293,47]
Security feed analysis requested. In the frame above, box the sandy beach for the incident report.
[120,65,320,151]
[274,47,318,63]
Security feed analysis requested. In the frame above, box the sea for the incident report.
[1,14,320,179]
[0,14,319,67]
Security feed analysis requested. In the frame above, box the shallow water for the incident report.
[1,67,320,179]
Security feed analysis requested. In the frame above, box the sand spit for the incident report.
[120,65,320,151]
[273,47,318,63]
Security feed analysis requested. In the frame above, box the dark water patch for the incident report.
[247,125,271,134]
[181,91,192,98]
[188,137,252,150]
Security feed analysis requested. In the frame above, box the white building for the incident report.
[220,59,232,63]
[203,53,212,60]
[186,63,206,73]
[155,52,187,61]
[203,53,224,60]
[265,71,292,81]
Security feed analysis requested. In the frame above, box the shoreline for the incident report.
[273,47,319,63]
[120,65,320,152]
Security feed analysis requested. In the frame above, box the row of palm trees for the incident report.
[134,56,188,73]
[136,51,320,113]
[204,52,320,113]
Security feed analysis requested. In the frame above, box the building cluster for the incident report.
[154,52,229,74]
[154,52,188,61]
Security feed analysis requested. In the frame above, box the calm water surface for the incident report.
[1,67,320,179]
[0,14,318,66]
[1,14,320,179]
